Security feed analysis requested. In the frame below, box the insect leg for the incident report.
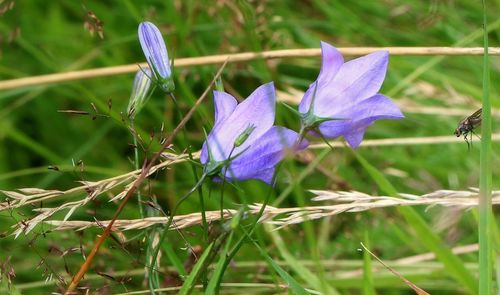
[464,132,471,151]
[471,129,481,140]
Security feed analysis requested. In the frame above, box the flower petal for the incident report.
[247,167,276,184]
[318,94,404,146]
[213,91,237,126]
[127,68,153,117]
[200,91,238,163]
[299,42,344,114]
[344,129,367,148]
[223,126,307,183]
[138,22,171,79]
[205,82,276,162]
[313,50,389,117]
[200,142,209,164]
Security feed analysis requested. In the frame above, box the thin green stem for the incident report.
[170,92,209,289]
[170,93,208,239]
[219,146,237,219]
[213,172,280,288]
[131,118,158,295]
[479,1,493,294]
[149,173,208,286]
[130,119,145,219]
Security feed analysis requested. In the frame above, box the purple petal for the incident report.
[313,50,389,118]
[204,82,276,163]
[221,167,276,184]
[200,142,209,164]
[317,94,404,146]
[200,91,238,163]
[344,129,367,148]
[223,126,307,183]
[299,42,344,114]
[247,168,276,184]
[138,22,171,79]
[213,91,237,126]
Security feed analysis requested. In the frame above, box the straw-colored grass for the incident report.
[33,189,500,234]
[1,47,499,91]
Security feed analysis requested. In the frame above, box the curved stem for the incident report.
[169,92,209,288]
[130,119,145,219]
[148,173,208,281]
[131,119,158,294]
[64,60,228,294]
[170,93,208,236]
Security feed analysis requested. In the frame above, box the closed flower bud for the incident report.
[127,68,153,118]
[234,124,256,147]
[138,21,175,93]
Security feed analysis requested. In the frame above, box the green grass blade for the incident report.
[249,228,310,295]
[363,230,376,295]
[205,231,234,295]
[496,254,500,295]
[479,1,493,294]
[178,242,215,295]
[267,225,339,294]
[352,151,478,293]
[163,242,187,278]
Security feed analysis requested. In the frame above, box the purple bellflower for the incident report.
[299,41,404,148]
[127,68,153,118]
[138,22,174,93]
[201,82,308,184]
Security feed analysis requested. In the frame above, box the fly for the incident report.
[454,108,482,150]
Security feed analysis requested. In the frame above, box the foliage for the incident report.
[0,1,499,294]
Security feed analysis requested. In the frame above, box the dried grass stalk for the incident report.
[40,189,499,233]
[2,47,500,91]
[5,133,500,214]
[0,153,192,211]
[2,154,192,237]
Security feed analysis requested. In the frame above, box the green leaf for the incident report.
[248,230,310,295]
[178,242,215,295]
[205,232,234,295]
[163,242,187,277]
[363,230,376,295]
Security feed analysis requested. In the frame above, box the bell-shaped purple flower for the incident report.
[127,68,153,118]
[138,21,174,93]
[299,41,404,148]
[201,82,308,184]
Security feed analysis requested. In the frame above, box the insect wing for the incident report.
[468,108,482,127]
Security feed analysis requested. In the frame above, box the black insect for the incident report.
[454,108,482,150]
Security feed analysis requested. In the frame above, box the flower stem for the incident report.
[148,172,208,286]
[130,119,144,219]
[170,93,208,237]
[294,126,308,150]
[319,134,336,151]
[219,146,237,219]
[131,118,160,294]
[170,92,209,288]
[64,60,228,295]
[213,173,278,288]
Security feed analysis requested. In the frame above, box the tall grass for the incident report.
[0,1,499,294]
[479,1,493,294]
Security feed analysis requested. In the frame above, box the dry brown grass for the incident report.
[35,188,500,234]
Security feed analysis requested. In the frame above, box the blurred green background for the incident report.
[0,1,499,294]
